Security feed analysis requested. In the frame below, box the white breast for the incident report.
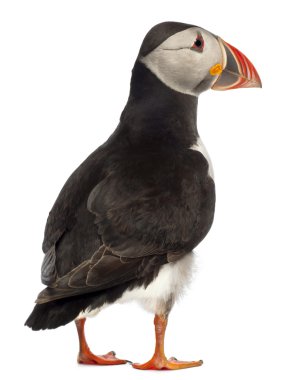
[77,253,196,319]
[190,137,214,179]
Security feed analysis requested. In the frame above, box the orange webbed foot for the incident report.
[132,314,203,370]
[78,350,128,365]
[132,355,203,370]
[75,319,128,366]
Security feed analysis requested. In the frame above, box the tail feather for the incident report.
[25,282,129,330]
[25,296,93,330]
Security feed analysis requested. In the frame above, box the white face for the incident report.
[140,27,223,96]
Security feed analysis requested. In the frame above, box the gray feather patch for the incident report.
[41,246,57,285]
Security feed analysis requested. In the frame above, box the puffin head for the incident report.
[139,22,262,96]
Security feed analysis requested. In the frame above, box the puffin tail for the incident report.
[24,296,92,330]
[25,282,129,330]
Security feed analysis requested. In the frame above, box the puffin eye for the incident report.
[191,34,204,52]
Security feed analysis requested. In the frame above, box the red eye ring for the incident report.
[191,34,204,52]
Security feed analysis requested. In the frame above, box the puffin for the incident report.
[25,21,261,370]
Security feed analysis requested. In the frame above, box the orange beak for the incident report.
[212,38,262,90]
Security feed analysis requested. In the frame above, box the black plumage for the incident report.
[25,57,215,329]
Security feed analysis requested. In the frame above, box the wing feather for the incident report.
[37,148,214,304]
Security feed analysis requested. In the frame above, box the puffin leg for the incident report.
[132,314,203,370]
[75,318,127,365]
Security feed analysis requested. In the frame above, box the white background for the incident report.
[1,1,304,379]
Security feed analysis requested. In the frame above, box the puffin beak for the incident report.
[212,38,262,90]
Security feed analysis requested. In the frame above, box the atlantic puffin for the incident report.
[25,21,261,370]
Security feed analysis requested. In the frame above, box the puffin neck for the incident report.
[119,60,199,150]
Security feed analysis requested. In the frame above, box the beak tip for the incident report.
[249,78,262,89]
[252,76,262,89]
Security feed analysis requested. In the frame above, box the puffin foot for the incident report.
[78,350,127,365]
[132,314,202,370]
[132,356,203,370]
[75,318,127,365]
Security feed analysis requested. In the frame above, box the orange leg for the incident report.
[75,318,127,365]
[132,314,203,370]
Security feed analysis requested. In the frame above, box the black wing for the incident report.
[38,147,215,304]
